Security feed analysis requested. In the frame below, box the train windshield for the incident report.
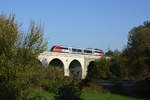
[56,47,68,50]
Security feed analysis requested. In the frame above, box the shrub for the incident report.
[42,79,63,94]
[26,91,55,100]
[0,79,24,100]
[56,84,82,100]
[55,77,83,100]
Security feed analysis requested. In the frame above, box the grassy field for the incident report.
[81,92,147,100]
[26,91,148,100]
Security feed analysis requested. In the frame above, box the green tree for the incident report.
[0,14,18,81]
[125,21,150,80]
[95,58,111,79]
[0,14,47,100]
[105,49,121,57]
[23,21,47,54]
[105,50,114,57]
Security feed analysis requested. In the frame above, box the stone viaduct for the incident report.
[38,51,102,79]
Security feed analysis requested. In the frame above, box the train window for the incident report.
[77,49,82,52]
[84,50,92,53]
[61,47,68,50]
[72,48,77,52]
[72,48,82,52]
[56,47,68,50]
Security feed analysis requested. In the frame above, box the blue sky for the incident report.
[1,0,150,51]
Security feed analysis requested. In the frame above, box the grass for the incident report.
[81,92,147,100]
[25,90,148,100]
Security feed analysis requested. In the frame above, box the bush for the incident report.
[56,84,82,100]
[26,91,55,100]
[55,77,83,100]
[42,80,62,94]
[0,79,24,100]
[44,66,64,83]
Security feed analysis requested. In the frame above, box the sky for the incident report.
[1,0,150,51]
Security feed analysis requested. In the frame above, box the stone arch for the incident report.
[49,58,64,69]
[69,59,82,79]
[86,61,97,78]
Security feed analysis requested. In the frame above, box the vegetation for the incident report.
[82,92,146,100]
[123,21,150,80]
[93,21,150,81]
[90,21,150,98]
[26,91,55,100]
[0,14,48,99]
[0,13,83,100]
[0,13,150,99]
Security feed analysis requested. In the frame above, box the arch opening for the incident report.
[86,61,97,79]
[69,60,82,79]
[49,58,64,69]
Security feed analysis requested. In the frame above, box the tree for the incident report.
[105,49,121,57]
[0,14,47,100]
[105,50,114,57]
[0,14,18,81]
[23,21,47,54]
[124,21,150,80]
[95,58,111,79]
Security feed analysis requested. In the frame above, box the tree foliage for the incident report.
[0,13,83,100]
[95,21,150,81]
[95,56,128,80]
[105,49,121,57]
[105,50,114,57]
[124,21,150,80]
[0,14,47,100]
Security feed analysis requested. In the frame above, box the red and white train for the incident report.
[51,45,104,56]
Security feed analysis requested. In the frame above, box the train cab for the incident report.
[51,46,70,53]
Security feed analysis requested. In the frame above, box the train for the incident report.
[50,45,104,56]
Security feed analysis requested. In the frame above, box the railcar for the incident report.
[51,45,104,56]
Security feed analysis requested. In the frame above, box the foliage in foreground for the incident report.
[0,14,47,100]
[55,78,83,100]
